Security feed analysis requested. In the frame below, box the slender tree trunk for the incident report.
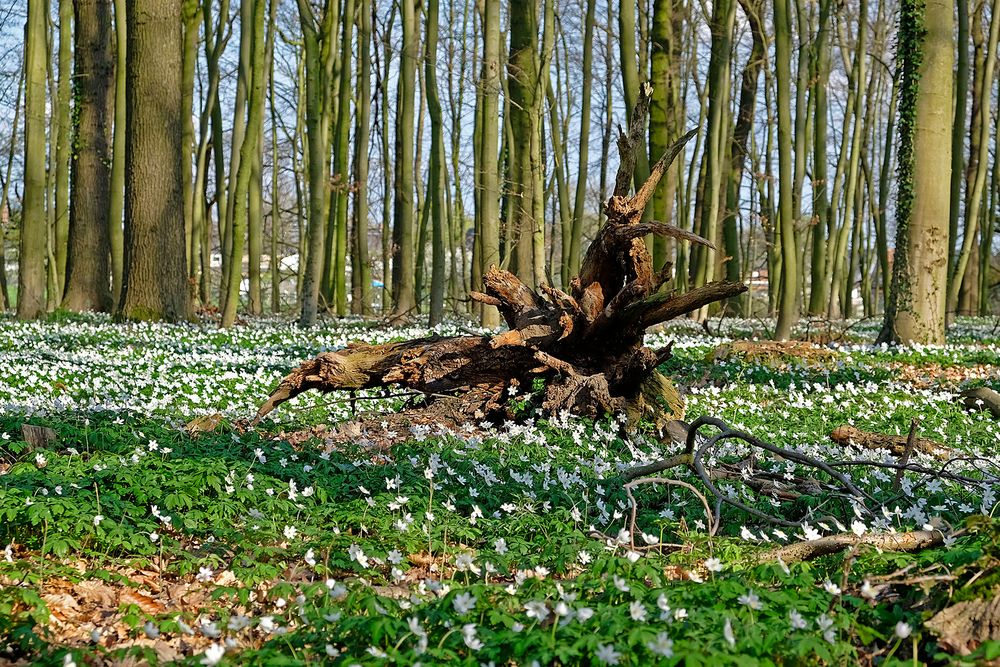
[351,0,372,315]
[446,0,471,311]
[378,5,394,314]
[18,0,50,320]
[51,0,73,305]
[773,0,799,339]
[506,0,542,288]
[807,0,831,314]
[180,0,198,294]
[828,0,867,319]
[722,0,764,314]
[692,0,736,320]
[326,0,352,316]
[208,1,231,306]
[297,0,335,326]
[390,0,418,319]
[949,0,970,286]
[221,0,267,327]
[108,0,127,309]
[248,0,276,317]
[476,0,501,327]
[567,0,596,282]
[981,85,1000,314]
[0,51,25,311]
[874,64,897,310]
[269,36,281,314]
[425,0,446,324]
[64,0,114,312]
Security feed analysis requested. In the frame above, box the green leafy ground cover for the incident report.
[0,314,998,666]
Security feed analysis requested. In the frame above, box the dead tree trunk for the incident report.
[254,84,747,426]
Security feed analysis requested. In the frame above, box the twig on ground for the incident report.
[625,477,717,547]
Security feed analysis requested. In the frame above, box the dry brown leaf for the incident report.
[42,592,81,621]
[73,580,117,607]
[119,588,166,615]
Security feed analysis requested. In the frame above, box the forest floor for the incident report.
[0,313,998,666]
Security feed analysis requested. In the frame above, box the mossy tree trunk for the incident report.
[879,0,953,344]
[63,0,114,313]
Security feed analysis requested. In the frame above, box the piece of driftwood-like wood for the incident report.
[830,424,953,460]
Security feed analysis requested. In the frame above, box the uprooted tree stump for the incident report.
[253,84,747,429]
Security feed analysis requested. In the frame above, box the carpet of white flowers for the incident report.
[0,313,998,666]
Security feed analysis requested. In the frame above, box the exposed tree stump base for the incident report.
[926,594,1000,655]
[253,85,747,431]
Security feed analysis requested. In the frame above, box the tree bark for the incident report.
[118,0,190,322]
[63,0,114,312]
[879,0,953,344]
[773,0,799,339]
[17,0,50,320]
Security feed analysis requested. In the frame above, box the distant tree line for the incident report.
[0,0,997,344]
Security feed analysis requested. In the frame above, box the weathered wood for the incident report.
[21,424,58,450]
[760,529,944,564]
[254,83,748,428]
[958,386,1000,418]
[830,424,953,460]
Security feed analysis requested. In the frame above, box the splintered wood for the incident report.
[255,85,746,428]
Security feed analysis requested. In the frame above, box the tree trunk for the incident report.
[807,0,832,315]
[722,0,764,315]
[118,0,190,322]
[18,0,50,320]
[296,0,335,326]
[476,0,501,327]
[221,0,267,328]
[351,0,372,316]
[773,0,799,339]
[949,0,1000,313]
[506,0,542,289]
[52,0,73,305]
[691,0,735,319]
[949,0,970,287]
[390,0,418,319]
[63,0,114,312]
[568,0,596,283]
[879,0,953,344]
[425,0,446,325]
[0,50,24,311]
[108,0,126,309]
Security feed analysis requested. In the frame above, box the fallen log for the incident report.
[760,529,945,564]
[958,386,1000,419]
[254,83,747,427]
[830,424,954,460]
